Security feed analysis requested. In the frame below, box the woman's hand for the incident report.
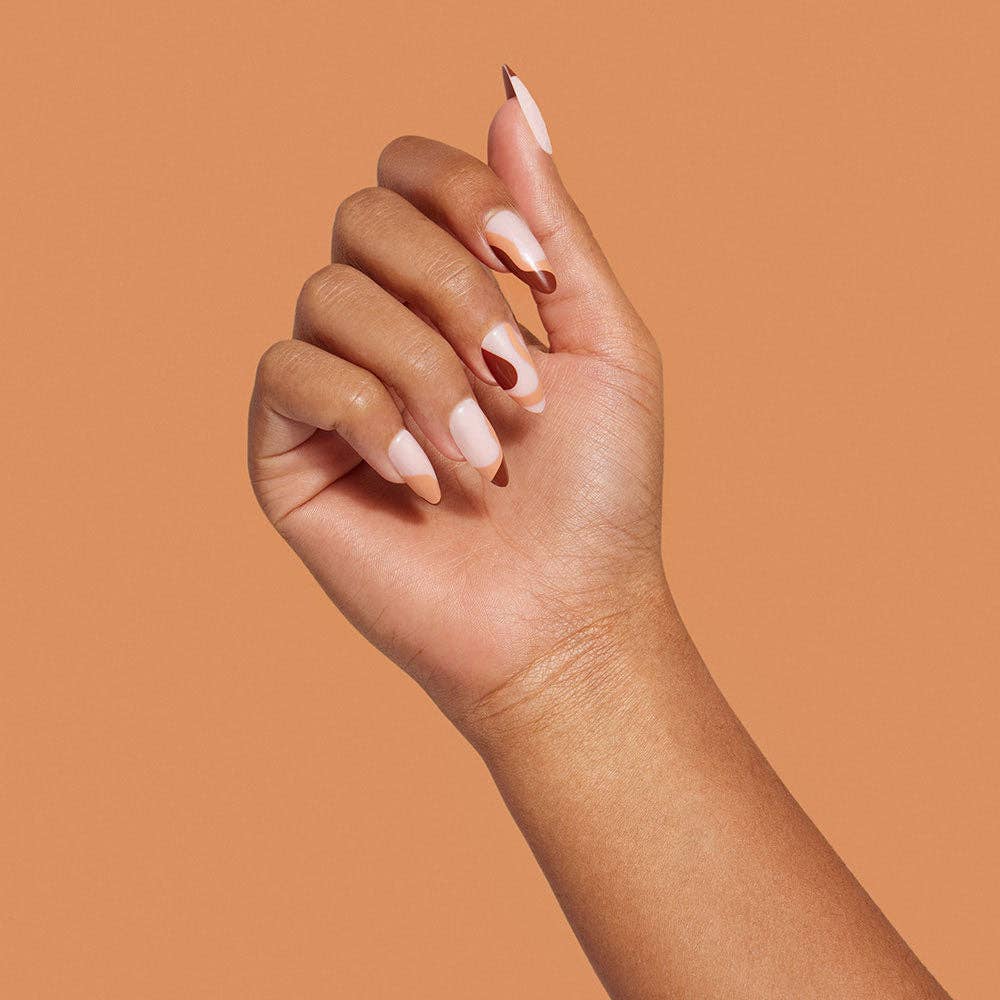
[248,70,951,1000]
[248,71,668,732]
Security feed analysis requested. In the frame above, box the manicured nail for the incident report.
[481,321,545,413]
[387,429,441,504]
[485,208,556,294]
[502,65,552,154]
[448,398,508,486]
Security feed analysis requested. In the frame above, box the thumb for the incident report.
[488,66,645,359]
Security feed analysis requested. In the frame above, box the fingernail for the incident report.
[485,208,556,295]
[387,429,441,504]
[481,321,545,413]
[448,398,508,486]
[502,64,552,154]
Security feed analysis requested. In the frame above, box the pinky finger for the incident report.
[249,340,441,508]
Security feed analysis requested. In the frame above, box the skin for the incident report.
[248,94,952,999]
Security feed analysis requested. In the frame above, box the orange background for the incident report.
[3,2,998,997]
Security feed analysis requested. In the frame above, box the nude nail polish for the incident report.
[481,321,545,413]
[502,64,553,155]
[485,208,556,294]
[448,398,508,486]
[387,429,441,504]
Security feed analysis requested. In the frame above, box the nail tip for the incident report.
[406,482,441,505]
[501,64,516,100]
[412,489,441,505]
[524,269,556,294]
[492,458,510,487]
[488,243,558,295]
[535,270,557,294]
[420,480,443,505]
[500,64,553,154]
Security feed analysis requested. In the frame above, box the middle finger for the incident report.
[332,186,545,415]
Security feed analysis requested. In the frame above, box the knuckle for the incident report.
[334,186,396,238]
[377,135,422,182]
[254,340,307,411]
[535,201,591,246]
[255,340,296,386]
[437,159,486,204]
[340,372,383,421]
[403,335,453,385]
[295,263,360,329]
[427,253,483,304]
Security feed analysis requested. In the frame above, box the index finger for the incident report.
[377,135,557,295]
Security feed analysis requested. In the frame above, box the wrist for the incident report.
[459,570,688,764]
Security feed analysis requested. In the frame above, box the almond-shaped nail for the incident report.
[485,208,556,294]
[387,429,441,504]
[481,321,545,413]
[502,64,553,154]
[448,398,508,486]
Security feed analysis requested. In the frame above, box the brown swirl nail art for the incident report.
[485,209,556,295]
[481,321,545,413]
[483,350,517,390]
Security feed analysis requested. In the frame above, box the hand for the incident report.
[248,71,953,1000]
[248,71,668,733]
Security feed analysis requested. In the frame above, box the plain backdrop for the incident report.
[2,2,998,997]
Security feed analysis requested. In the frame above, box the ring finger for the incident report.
[294,263,508,487]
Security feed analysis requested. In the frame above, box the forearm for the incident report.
[465,586,948,1000]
